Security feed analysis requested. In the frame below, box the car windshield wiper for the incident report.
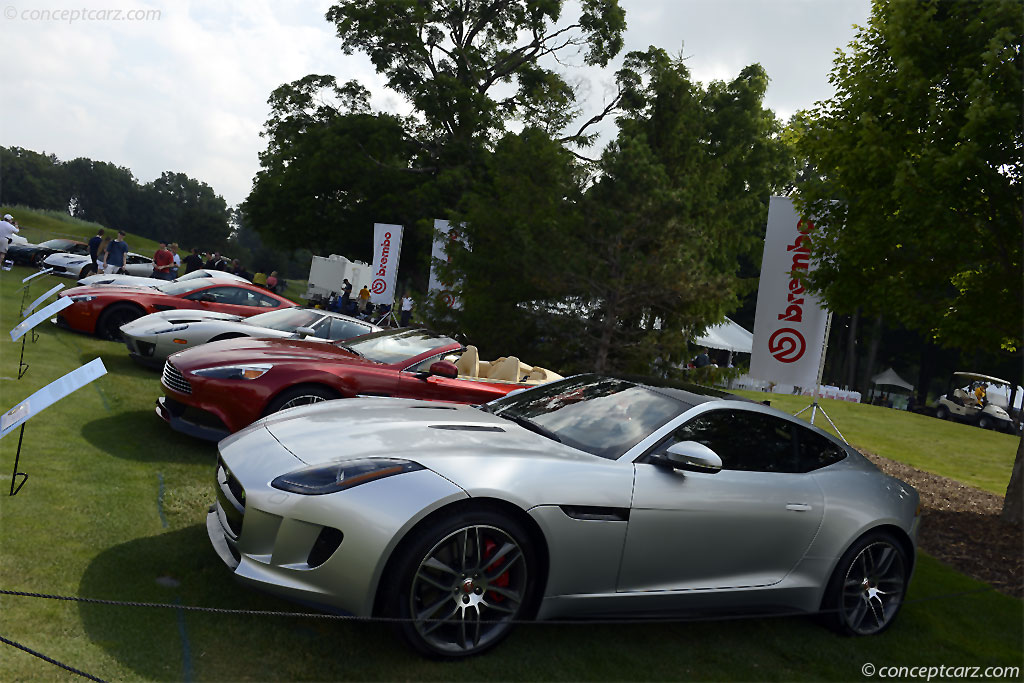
[502,413,562,443]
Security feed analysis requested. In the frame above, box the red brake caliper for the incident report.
[483,538,509,602]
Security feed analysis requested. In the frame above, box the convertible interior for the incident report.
[453,345,563,385]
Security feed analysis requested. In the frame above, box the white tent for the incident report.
[694,317,753,354]
[870,367,914,392]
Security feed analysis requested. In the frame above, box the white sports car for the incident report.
[78,268,248,288]
[121,306,382,367]
[43,251,153,279]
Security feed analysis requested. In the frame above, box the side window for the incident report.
[658,409,798,473]
[184,287,238,304]
[311,316,333,339]
[254,292,280,308]
[405,352,454,373]
[796,428,846,472]
[326,318,371,341]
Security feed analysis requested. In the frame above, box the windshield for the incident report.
[157,280,213,296]
[244,308,324,332]
[489,374,689,460]
[40,239,78,249]
[340,328,457,364]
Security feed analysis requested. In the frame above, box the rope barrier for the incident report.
[0,634,107,682]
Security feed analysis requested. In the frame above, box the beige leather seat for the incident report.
[455,345,479,377]
[525,367,563,383]
[487,356,524,382]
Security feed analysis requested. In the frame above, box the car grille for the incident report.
[161,361,192,395]
[217,457,245,537]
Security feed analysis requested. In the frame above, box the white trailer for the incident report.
[304,254,372,301]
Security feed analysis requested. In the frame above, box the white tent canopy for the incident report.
[870,367,914,392]
[694,317,753,354]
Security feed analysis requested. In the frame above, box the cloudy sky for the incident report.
[1,0,870,207]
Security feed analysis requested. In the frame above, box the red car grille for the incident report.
[161,361,192,395]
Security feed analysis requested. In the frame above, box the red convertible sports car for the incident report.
[156,328,550,441]
[57,279,296,340]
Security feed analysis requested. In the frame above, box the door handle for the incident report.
[785,503,812,511]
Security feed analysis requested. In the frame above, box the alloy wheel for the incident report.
[840,540,906,634]
[408,524,527,655]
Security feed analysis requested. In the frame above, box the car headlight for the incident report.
[149,324,189,334]
[191,363,272,380]
[70,295,96,302]
[271,458,424,496]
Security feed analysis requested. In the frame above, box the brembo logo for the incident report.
[371,278,386,294]
[771,219,815,363]
[768,328,805,363]
[375,232,392,277]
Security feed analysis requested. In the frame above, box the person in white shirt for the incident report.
[0,213,20,264]
[400,293,414,327]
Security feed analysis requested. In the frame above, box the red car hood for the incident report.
[168,336,370,370]
[63,284,162,297]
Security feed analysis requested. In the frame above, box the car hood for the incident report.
[64,284,161,297]
[258,398,631,507]
[169,336,364,369]
[79,274,161,287]
[44,253,87,264]
[130,309,245,326]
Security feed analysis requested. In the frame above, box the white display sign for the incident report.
[23,284,64,318]
[749,197,829,388]
[369,223,404,306]
[11,297,73,342]
[0,358,108,440]
[427,219,465,310]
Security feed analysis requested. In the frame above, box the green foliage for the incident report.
[795,0,1023,353]
[138,171,232,250]
[0,147,68,211]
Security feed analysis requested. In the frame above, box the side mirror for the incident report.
[429,360,459,379]
[656,441,723,473]
[295,326,315,338]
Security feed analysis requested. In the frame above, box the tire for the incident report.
[264,385,339,415]
[79,264,96,279]
[385,508,539,658]
[96,303,144,341]
[978,415,992,430]
[822,531,909,636]
[935,406,949,420]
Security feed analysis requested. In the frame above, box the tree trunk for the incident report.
[1001,435,1023,525]
[845,308,860,389]
[860,314,883,397]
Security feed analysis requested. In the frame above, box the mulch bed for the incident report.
[859,450,1023,598]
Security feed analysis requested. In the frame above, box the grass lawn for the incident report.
[730,390,1020,496]
[0,212,1020,680]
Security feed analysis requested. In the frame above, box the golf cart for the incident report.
[934,372,1020,433]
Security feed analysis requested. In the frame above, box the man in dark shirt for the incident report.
[87,229,104,273]
[183,248,204,274]
[103,231,129,274]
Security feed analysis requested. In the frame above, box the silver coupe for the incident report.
[78,268,248,288]
[208,374,919,658]
[121,307,381,367]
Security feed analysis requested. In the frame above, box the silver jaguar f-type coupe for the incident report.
[207,374,919,658]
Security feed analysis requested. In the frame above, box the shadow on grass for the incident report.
[81,410,216,464]
[77,524,403,681]
[89,349,160,380]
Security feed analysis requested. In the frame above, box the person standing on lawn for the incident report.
[169,243,181,278]
[87,228,105,273]
[400,293,414,327]
[0,213,19,265]
[152,242,173,280]
[103,231,129,274]
[182,247,203,274]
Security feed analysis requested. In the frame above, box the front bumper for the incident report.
[207,427,469,616]
[156,396,232,442]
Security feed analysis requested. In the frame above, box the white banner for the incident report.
[749,196,829,388]
[369,223,404,305]
[427,219,465,310]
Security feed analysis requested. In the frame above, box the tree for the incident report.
[64,157,140,230]
[138,172,232,250]
[245,76,426,268]
[0,146,68,211]
[795,0,1023,523]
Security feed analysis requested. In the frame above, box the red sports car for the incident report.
[156,328,541,441]
[57,279,296,340]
